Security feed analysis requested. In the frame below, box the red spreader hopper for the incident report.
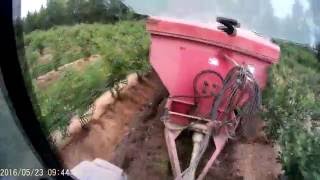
[146,16,280,180]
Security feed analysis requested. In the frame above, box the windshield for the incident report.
[123,0,319,45]
[9,0,320,179]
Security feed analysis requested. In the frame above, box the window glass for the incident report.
[13,0,320,180]
[123,0,320,44]
[0,75,44,178]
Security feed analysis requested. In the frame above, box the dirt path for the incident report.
[197,140,281,180]
[59,71,281,180]
[59,72,168,169]
[203,119,282,180]
[230,142,281,180]
[109,97,170,180]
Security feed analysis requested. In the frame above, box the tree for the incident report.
[87,0,106,22]
[316,42,320,62]
[46,0,69,26]
[37,6,50,30]
[22,0,143,33]
[24,12,39,33]
[67,0,90,24]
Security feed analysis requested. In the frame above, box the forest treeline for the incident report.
[23,0,144,33]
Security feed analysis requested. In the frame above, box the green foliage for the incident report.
[88,21,151,96]
[25,21,149,78]
[76,28,93,58]
[105,58,130,97]
[263,41,320,179]
[35,60,107,132]
[25,48,39,67]
[25,21,150,135]
[279,123,320,180]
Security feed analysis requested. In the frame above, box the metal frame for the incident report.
[0,1,72,179]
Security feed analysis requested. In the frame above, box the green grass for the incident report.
[263,41,320,179]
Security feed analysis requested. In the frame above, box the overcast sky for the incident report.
[21,0,306,18]
[21,0,46,17]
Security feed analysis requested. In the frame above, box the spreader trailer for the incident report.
[146,17,280,180]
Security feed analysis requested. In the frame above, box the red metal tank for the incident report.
[146,17,280,179]
[147,17,280,90]
[147,17,280,124]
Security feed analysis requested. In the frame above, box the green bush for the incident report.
[263,41,320,179]
[97,21,150,94]
[24,21,149,78]
[25,47,39,67]
[32,63,54,78]
[35,60,107,133]
[25,21,150,135]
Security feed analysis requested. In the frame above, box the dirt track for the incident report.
[59,71,281,180]
[59,72,164,167]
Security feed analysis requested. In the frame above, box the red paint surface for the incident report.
[146,17,280,125]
